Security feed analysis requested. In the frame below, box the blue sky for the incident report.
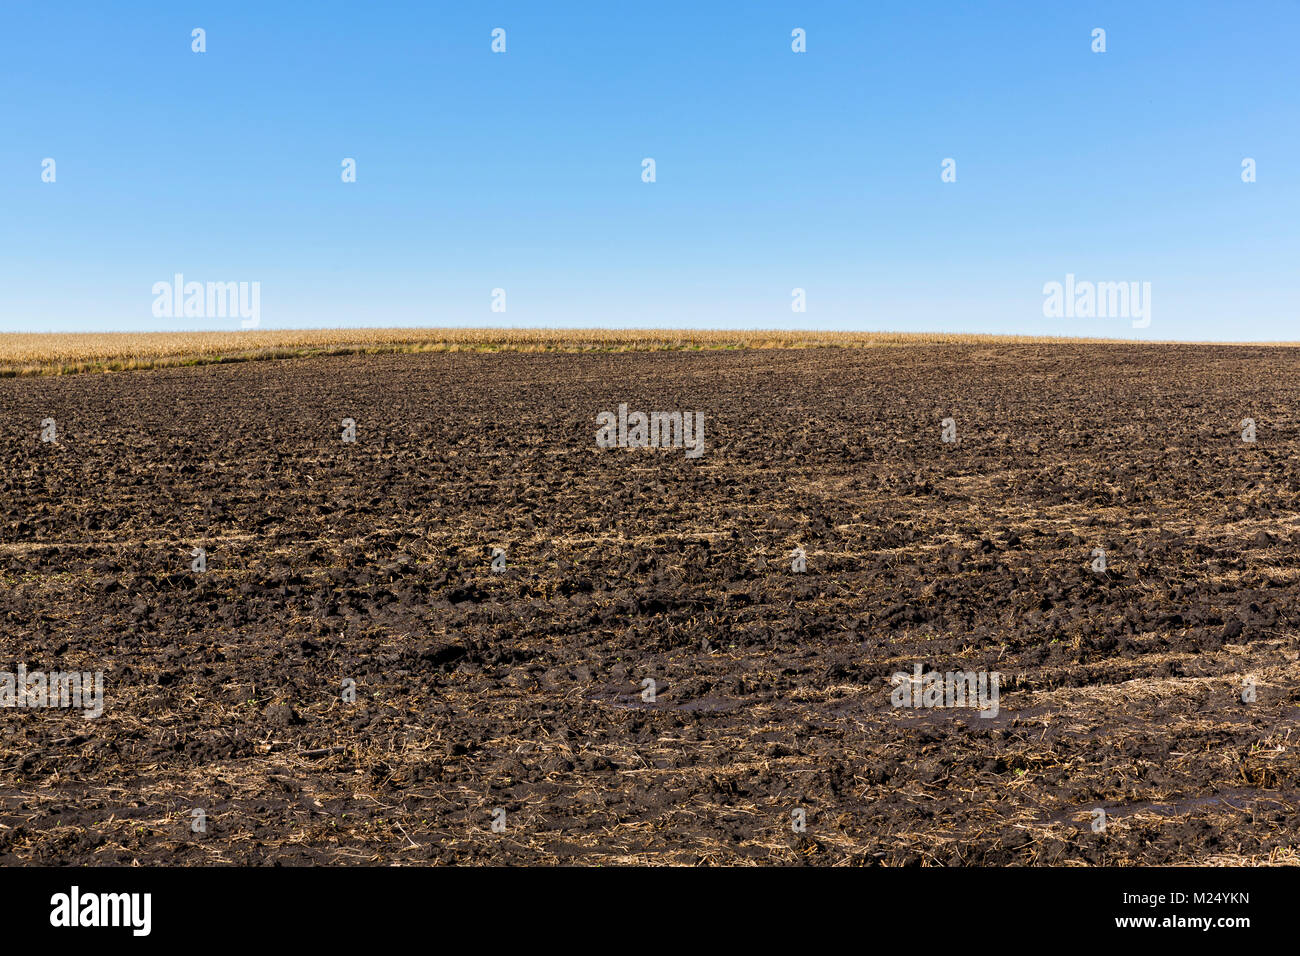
[1,1,1296,339]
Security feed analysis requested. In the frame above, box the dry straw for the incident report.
[0,327,1191,376]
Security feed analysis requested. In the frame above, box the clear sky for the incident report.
[1,1,1296,339]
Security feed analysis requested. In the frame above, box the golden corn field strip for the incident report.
[4,328,1287,376]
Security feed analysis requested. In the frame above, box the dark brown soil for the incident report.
[1,344,1298,865]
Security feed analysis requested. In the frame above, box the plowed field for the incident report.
[2,345,1297,865]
